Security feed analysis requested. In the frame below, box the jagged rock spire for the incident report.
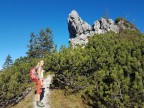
[68,10,136,47]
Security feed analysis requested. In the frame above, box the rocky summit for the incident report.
[68,10,136,47]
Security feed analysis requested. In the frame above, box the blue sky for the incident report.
[0,0,144,69]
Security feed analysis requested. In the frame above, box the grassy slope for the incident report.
[49,89,88,108]
[8,84,35,108]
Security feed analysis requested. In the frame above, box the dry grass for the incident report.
[49,89,89,108]
[9,84,35,108]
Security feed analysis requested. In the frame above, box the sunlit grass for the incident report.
[49,89,89,108]
[9,84,35,108]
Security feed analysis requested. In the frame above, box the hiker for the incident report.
[36,61,45,88]
[35,60,45,107]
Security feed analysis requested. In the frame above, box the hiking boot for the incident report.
[36,101,45,107]
[40,101,44,105]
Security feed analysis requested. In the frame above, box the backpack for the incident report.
[30,68,39,82]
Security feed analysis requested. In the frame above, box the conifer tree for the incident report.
[38,28,53,57]
[3,54,13,69]
[27,32,37,58]
[27,28,53,58]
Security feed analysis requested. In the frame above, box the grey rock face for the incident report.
[68,10,92,39]
[68,10,130,47]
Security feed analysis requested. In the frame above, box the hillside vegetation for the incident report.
[49,30,144,107]
[1,30,144,108]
